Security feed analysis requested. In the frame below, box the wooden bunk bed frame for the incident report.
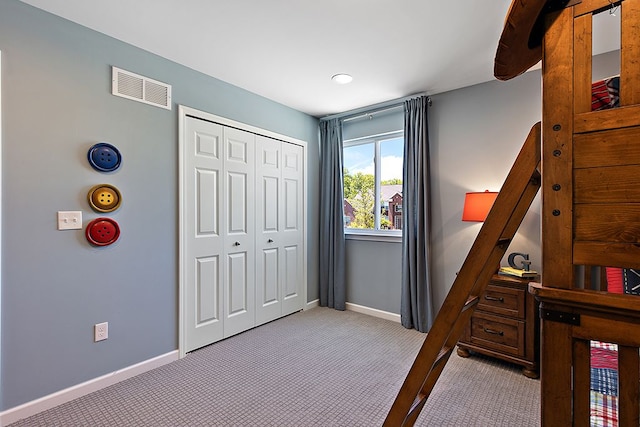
[384,0,640,425]
[498,0,640,425]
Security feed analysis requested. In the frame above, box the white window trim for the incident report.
[343,130,403,241]
[345,229,402,242]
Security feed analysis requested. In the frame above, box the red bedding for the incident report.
[591,76,620,111]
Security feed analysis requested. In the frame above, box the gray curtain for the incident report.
[401,96,433,332]
[319,119,346,310]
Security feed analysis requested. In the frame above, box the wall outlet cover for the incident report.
[94,322,108,342]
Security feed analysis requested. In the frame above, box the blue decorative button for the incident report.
[88,142,122,172]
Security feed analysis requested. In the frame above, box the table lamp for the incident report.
[462,190,498,222]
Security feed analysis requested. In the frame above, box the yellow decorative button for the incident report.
[88,184,122,213]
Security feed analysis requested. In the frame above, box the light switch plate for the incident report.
[57,211,83,230]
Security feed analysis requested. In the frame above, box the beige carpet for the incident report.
[9,307,540,426]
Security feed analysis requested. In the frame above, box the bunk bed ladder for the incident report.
[383,122,542,426]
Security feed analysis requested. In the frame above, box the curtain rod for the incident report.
[341,105,403,123]
[320,93,430,122]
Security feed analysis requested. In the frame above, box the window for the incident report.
[343,131,403,236]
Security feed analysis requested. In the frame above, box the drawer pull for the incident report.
[484,295,504,303]
[483,328,504,336]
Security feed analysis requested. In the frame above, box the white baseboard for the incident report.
[0,350,179,426]
[306,299,400,323]
[345,302,401,323]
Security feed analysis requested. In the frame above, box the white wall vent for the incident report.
[112,67,172,110]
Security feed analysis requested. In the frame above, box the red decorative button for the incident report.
[86,218,120,246]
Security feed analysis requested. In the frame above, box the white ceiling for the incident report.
[20,0,620,118]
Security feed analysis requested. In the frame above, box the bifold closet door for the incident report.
[184,117,225,352]
[255,136,283,324]
[280,142,304,315]
[255,136,304,325]
[183,118,256,350]
[183,110,303,353]
[222,127,255,338]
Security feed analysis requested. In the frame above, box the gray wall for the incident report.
[1,0,622,412]
[428,50,620,309]
[0,0,319,410]
[345,240,402,313]
[343,73,542,314]
[345,50,621,314]
[429,73,542,310]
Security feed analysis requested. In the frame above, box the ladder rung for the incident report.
[496,238,512,246]
[463,295,479,311]
[407,394,428,423]
[434,346,454,368]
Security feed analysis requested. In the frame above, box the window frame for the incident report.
[343,130,403,242]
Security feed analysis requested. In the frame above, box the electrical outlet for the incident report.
[58,211,83,230]
[94,322,108,342]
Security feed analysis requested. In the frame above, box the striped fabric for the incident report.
[591,76,620,111]
[591,368,618,396]
[590,338,619,424]
[591,341,619,369]
[590,391,618,427]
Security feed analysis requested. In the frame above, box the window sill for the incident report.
[345,230,402,243]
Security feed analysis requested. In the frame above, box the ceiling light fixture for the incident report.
[331,73,353,84]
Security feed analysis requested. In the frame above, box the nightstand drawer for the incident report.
[477,284,525,319]
[457,274,539,377]
[469,312,525,357]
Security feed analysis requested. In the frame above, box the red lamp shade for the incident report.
[462,191,498,222]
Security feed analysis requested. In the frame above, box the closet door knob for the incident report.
[268,239,274,243]
[233,241,240,246]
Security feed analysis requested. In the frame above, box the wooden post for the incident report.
[541,8,575,290]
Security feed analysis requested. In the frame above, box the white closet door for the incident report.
[255,136,283,325]
[184,117,225,352]
[180,106,307,356]
[222,127,256,337]
[280,142,305,315]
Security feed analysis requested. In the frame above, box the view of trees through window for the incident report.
[343,134,404,231]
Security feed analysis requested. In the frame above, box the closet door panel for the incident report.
[183,117,224,352]
[261,248,279,303]
[283,244,301,300]
[227,251,249,314]
[255,136,283,324]
[223,127,255,337]
[281,143,305,315]
[262,176,279,231]
[227,172,248,233]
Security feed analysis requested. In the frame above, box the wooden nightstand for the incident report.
[457,273,540,378]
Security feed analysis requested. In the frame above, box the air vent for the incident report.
[112,67,172,110]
